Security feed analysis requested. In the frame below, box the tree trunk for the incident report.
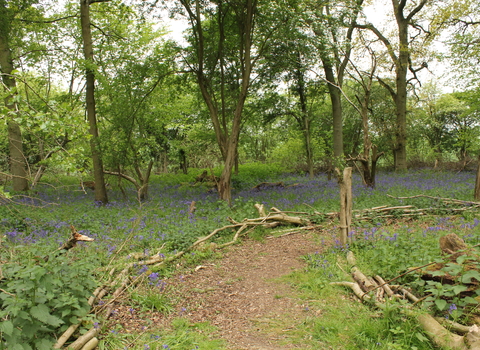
[474,154,480,201]
[0,5,29,191]
[183,0,255,204]
[293,51,314,178]
[80,0,108,204]
[326,68,344,158]
[391,0,428,171]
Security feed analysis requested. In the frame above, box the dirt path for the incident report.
[168,231,326,349]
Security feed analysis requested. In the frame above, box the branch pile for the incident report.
[314,195,480,223]
[333,238,480,350]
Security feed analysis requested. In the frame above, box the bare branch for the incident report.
[18,15,78,24]
[405,0,428,23]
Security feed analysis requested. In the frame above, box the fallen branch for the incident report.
[252,181,285,190]
[361,261,436,299]
[387,194,480,206]
[58,225,94,251]
[332,251,480,349]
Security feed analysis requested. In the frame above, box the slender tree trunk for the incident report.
[475,155,480,201]
[391,0,428,171]
[0,5,29,191]
[293,56,314,178]
[304,117,314,178]
[80,0,108,204]
[324,65,344,158]
[394,31,408,171]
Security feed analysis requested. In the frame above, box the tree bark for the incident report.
[474,154,480,201]
[80,0,108,204]
[393,4,409,171]
[337,167,353,246]
[0,3,29,191]
[293,51,314,178]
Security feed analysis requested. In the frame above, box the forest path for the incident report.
[167,231,328,349]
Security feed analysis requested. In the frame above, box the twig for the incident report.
[387,194,480,206]
[0,288,15,297]
[361,261,435,299]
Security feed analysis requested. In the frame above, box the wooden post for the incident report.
[337,167,353,246]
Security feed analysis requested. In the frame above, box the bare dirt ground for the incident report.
[167,231,326,349]
[112,230,328,349]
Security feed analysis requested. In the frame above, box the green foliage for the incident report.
[421,254,480,317]
[98,318,225,350]
[130,290,173,315]
[0,251,97,349]
[284,262,434,349]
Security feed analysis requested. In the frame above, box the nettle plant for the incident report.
[0,251,97,350]
[419,254,480,318]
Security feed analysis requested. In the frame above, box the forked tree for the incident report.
[177,0,258,204]
[356,0,430,170]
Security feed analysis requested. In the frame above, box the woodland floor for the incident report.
[111,230,330,349]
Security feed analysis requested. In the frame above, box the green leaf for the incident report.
[35,338,55,350]
[0,320,14,336]
[12,344,29,350]
[435,299,447,311]
[431,270,445,277]
[30,304,50,321]
[415,332,429,342]
[461,270,480,284]
[462,296,479,305]
[456,255,468,264]
[453,285,468,295]
[30,304,64,327]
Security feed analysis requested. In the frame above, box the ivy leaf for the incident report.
[435,299,447,311]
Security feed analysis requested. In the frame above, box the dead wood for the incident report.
[434,317,473,334]
[439,233,468,256]
[351,266,376,292]
[333,251,480,349]
[417,313,468,350]
[373,276,394,297]
[387,194,480,206]
[64,327,101,350]
[58,225,94,251]
[252,181,285,190]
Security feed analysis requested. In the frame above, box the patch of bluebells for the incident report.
[3,170,478,265]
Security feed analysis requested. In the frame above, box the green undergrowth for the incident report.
[98,318,226,350]
[273,215,480,349]
[1,167,479,348]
